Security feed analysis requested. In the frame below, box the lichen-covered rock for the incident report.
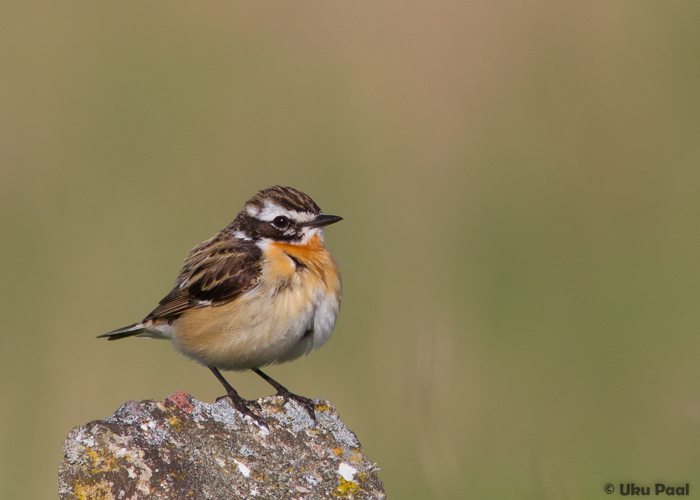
[58,393,385,499]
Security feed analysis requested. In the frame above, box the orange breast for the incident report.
[170,234,342,370]
[266,235,341,292]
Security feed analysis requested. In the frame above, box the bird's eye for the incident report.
[272,216,290,228]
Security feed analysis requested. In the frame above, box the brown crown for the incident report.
[245,186,321,215]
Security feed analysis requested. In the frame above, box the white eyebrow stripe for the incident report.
[257,200,316,223]
[233,231,252,241]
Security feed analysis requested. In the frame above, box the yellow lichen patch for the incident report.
[315,402,332,413]
[334,478,360,497]
[167,416,183,431]
[331,448,343,457]
[85,449,119,473]
[73,478,114,500]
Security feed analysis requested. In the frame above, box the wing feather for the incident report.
[143,235,262,321]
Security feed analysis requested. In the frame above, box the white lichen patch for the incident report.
[338,462,357,482]
[304,472,322,486]
[238,445,255,457]
[204,400,240,426]
[106,437,152,494]
[234,459,251,477]
[140,423,170,446]
[78,430,95,448]
[267,398,315,433]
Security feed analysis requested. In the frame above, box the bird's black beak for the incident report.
[305,214,343,228]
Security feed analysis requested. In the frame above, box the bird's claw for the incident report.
[218,394,269,430]
[277,388,316,422]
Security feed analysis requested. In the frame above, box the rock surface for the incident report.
[58,393,385,499]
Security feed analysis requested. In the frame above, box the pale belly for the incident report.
[170,270,341,370]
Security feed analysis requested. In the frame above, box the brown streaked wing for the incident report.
[143,238,263,321]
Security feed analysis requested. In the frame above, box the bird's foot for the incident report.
[216,394,261,412]
[276,388,316,422]
[217,393,268,430]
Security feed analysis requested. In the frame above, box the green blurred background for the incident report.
[2,1,700,498]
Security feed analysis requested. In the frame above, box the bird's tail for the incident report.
[97,322,163,341]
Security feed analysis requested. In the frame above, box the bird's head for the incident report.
[233,186,342,246]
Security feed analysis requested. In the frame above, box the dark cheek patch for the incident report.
[237,213,305,243]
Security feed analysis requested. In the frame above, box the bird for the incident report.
[98,186,342,427]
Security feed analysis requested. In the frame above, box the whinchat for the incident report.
[99,186,342,427]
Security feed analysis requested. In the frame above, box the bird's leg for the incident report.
[209,367,267,429]
[252,368,316,422]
